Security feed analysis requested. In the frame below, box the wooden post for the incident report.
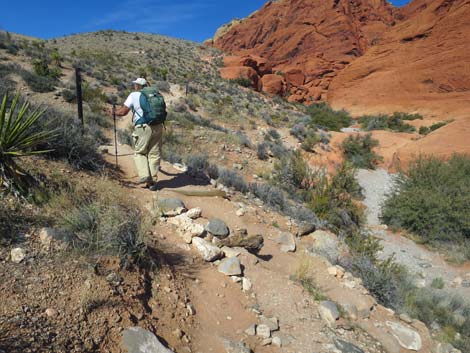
[112,104,118,168]
[75,67,84,134]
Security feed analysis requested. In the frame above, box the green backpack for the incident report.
[134,87,167,126]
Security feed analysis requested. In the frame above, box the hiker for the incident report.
[114,78,167,191]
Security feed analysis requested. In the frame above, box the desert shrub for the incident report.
[20,70,57,93]
[290,123,307,141]
[118,128,133,146]
[50,180,149,266]
[229,77,252,88]
[186,153,209,176]
[307,163,363,232]
[306,102,352,131]
[301,134,320,152]
[381,155,470,256]
[249,182,286,211]
[351,255,411,309]
[85,112,112,128]
[419,121,449,135]
[342,133,382,169]
[256,142,269,160]
[391,112,423,121]
[236,131,252,149]
[269,141,290,159]
[217,168,248,193]
[359,113,416,133]
[61,88,76,103]
[267,128,281,140]
[273,150,314,195]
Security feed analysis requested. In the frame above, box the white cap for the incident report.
[132,78,148,86]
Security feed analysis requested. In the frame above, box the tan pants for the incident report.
[132,123,163,181]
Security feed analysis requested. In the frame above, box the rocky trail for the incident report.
[356,168,470,298]
[91,87,453,353]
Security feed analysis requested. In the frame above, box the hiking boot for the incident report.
[149,182,159,191]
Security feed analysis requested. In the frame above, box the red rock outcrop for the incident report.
[219,65,261,90]
[213,0,397,102]
[260,74,286,95]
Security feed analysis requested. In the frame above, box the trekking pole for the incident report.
[112,103,118,167]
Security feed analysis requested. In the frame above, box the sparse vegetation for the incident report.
[305,102,352,131]
[381,155,470,260]
[341,133,383,169]
[359,112,421,133]
[419,121,450,135]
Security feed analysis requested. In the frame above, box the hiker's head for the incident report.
[132,78,148,90]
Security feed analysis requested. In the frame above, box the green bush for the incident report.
[229,77,252,88]
[381,155,470,257]
[342,133,383,169]
[20,70,57,93]
[419,121,449,135]
[359,112,417,133]
[305,102,352,132]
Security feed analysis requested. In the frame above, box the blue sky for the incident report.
[2,0,411,43]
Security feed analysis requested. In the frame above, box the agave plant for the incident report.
[0,93,56,195]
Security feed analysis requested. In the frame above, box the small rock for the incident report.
[327,266,338,276]
[218,257,242,276]
[242,277,252,291]
[121,327,174,353]
[415,279,426,288]
[192,237,223,262]
[236,208,246,217]
[167,214,205,243]
[333,338,364,353]
[205,219,230,238]
[10,248,26,263]
[256,324,271,338]
[186,207,202,219]
[318,301,340,328]
[223,340,251,353]
[260,338,272,346]
[276,232,296,252]
[45,308,58,318]
[221,246,242,258]
[272,336,282,347]
[385,321,422,351]
[451,277,463,288]
[260,316,279,331]
[172,329,183,339]
[297,222,316,236]
[335,266,345,279]
[231,276,242,283]
[341,304,358,321]
[399,313,413,324]
[244,324,256,336]
[186,303,196,315]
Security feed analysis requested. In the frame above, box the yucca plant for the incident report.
[0,93,56,195]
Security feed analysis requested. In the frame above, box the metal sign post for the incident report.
[75,67,84,135]
[112,104,118,167]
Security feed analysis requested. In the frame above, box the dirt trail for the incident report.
[100,89,393,353]
[356,168,470,297]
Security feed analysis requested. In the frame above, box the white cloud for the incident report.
[90,0,213,32]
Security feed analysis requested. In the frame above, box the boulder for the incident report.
[261,74,285,95]
[297,222,316,236]
[318,301,340,328]
[219,66,260,90]
[275,232,296,252]
[385,321,422,351]
[242,277,252,291]
[218,257,242,276]
[205,219,229,238]
[285,69,305,86]
[219,234,264,254]
[121,327,174,353]
[221,246,242,258]
[157,198,186,217]
[341,303,358,321]
[244,324,256,336]
[192,237,223,262]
